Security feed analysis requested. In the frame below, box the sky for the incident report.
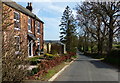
[13,0,83,40]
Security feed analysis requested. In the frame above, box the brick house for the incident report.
[1,1,44,57]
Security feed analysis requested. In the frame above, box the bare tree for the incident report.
[76,2,108,55]
[2,3,28,82]
[76,1,120,55]
[0,1,2,83]
[97,1,120,54]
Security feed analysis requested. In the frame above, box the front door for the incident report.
[28,39,33,57]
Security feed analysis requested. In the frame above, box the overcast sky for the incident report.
[13,0,83,40]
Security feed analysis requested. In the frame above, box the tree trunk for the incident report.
[97,16,102,57]
[108,16,114,55]
[108,28,113,55]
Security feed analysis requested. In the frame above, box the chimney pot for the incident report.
[26,2,33,12]
[30,2,32,6]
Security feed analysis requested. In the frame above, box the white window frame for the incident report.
[37,38,40,56]
[37,38,40,45]
[28,17,32,33]
[14,11,20,30]
[35,21,40,35]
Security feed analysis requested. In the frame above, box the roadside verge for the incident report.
[48,58,76,81]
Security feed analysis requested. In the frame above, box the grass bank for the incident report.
[40,62,69,81]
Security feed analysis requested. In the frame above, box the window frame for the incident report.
[35,21,40,35]
[38,22,40,34]
[14,36,21,54]
[28,17,32,33]
[14,11,20,30]
[37,38,40,45]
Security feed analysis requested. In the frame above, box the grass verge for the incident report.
[40,62,69,81]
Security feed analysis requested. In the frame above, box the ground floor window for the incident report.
[37,38,41,55]
[14,36,20,54]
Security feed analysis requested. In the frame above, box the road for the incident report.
[54,52,119,81]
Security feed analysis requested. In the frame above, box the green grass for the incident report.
[113,44,120,46]
[113,44,120,49]
[39,62,68,81]
[28,56,44,61]
[71,55,77,58]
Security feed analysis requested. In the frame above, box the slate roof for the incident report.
[2,0,44,23]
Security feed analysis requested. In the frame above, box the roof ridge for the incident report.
[2,0,44,23]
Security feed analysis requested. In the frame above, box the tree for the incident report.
[95,1,120,54]
[76,2,107,55]
[76,1,120,56]
[60,6,78,52]
[2,3,28,82]
[0,1,2,83]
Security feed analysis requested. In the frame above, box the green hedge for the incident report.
[28,56,44,65]
[104,49,120,65]
[84,52,103,59]
[85,50,120,66]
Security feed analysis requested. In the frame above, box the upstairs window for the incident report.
[37,22,40,34]
[28,17,32,33]
[14,11,20,30]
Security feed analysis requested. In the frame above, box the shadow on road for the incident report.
[75,54,118,71]
[89,60,117,69]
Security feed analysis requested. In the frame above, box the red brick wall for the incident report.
[20,12,28,57]
[41,22,44,50]
[3,4,28,57]
[3,3,44,57]
[35,21,44,51]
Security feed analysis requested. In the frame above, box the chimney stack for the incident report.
[26,2,33,12]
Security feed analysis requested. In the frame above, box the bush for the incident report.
[104,49,120,65]
[30,60,40,65]
[28,56,43,65]
[72,55,77,58]
[84,52,103,59]
[27,52,77,79]
[28,68,39,76]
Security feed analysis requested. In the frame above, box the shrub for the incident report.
[27,52,76,79]
[28,56,43,65]
[32,68,39,74]
[104,49,120,65]
[71,55,77,58]
[29,68,39,76]
[30,60,40,65]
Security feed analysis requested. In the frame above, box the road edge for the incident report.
[48,59,75,81]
